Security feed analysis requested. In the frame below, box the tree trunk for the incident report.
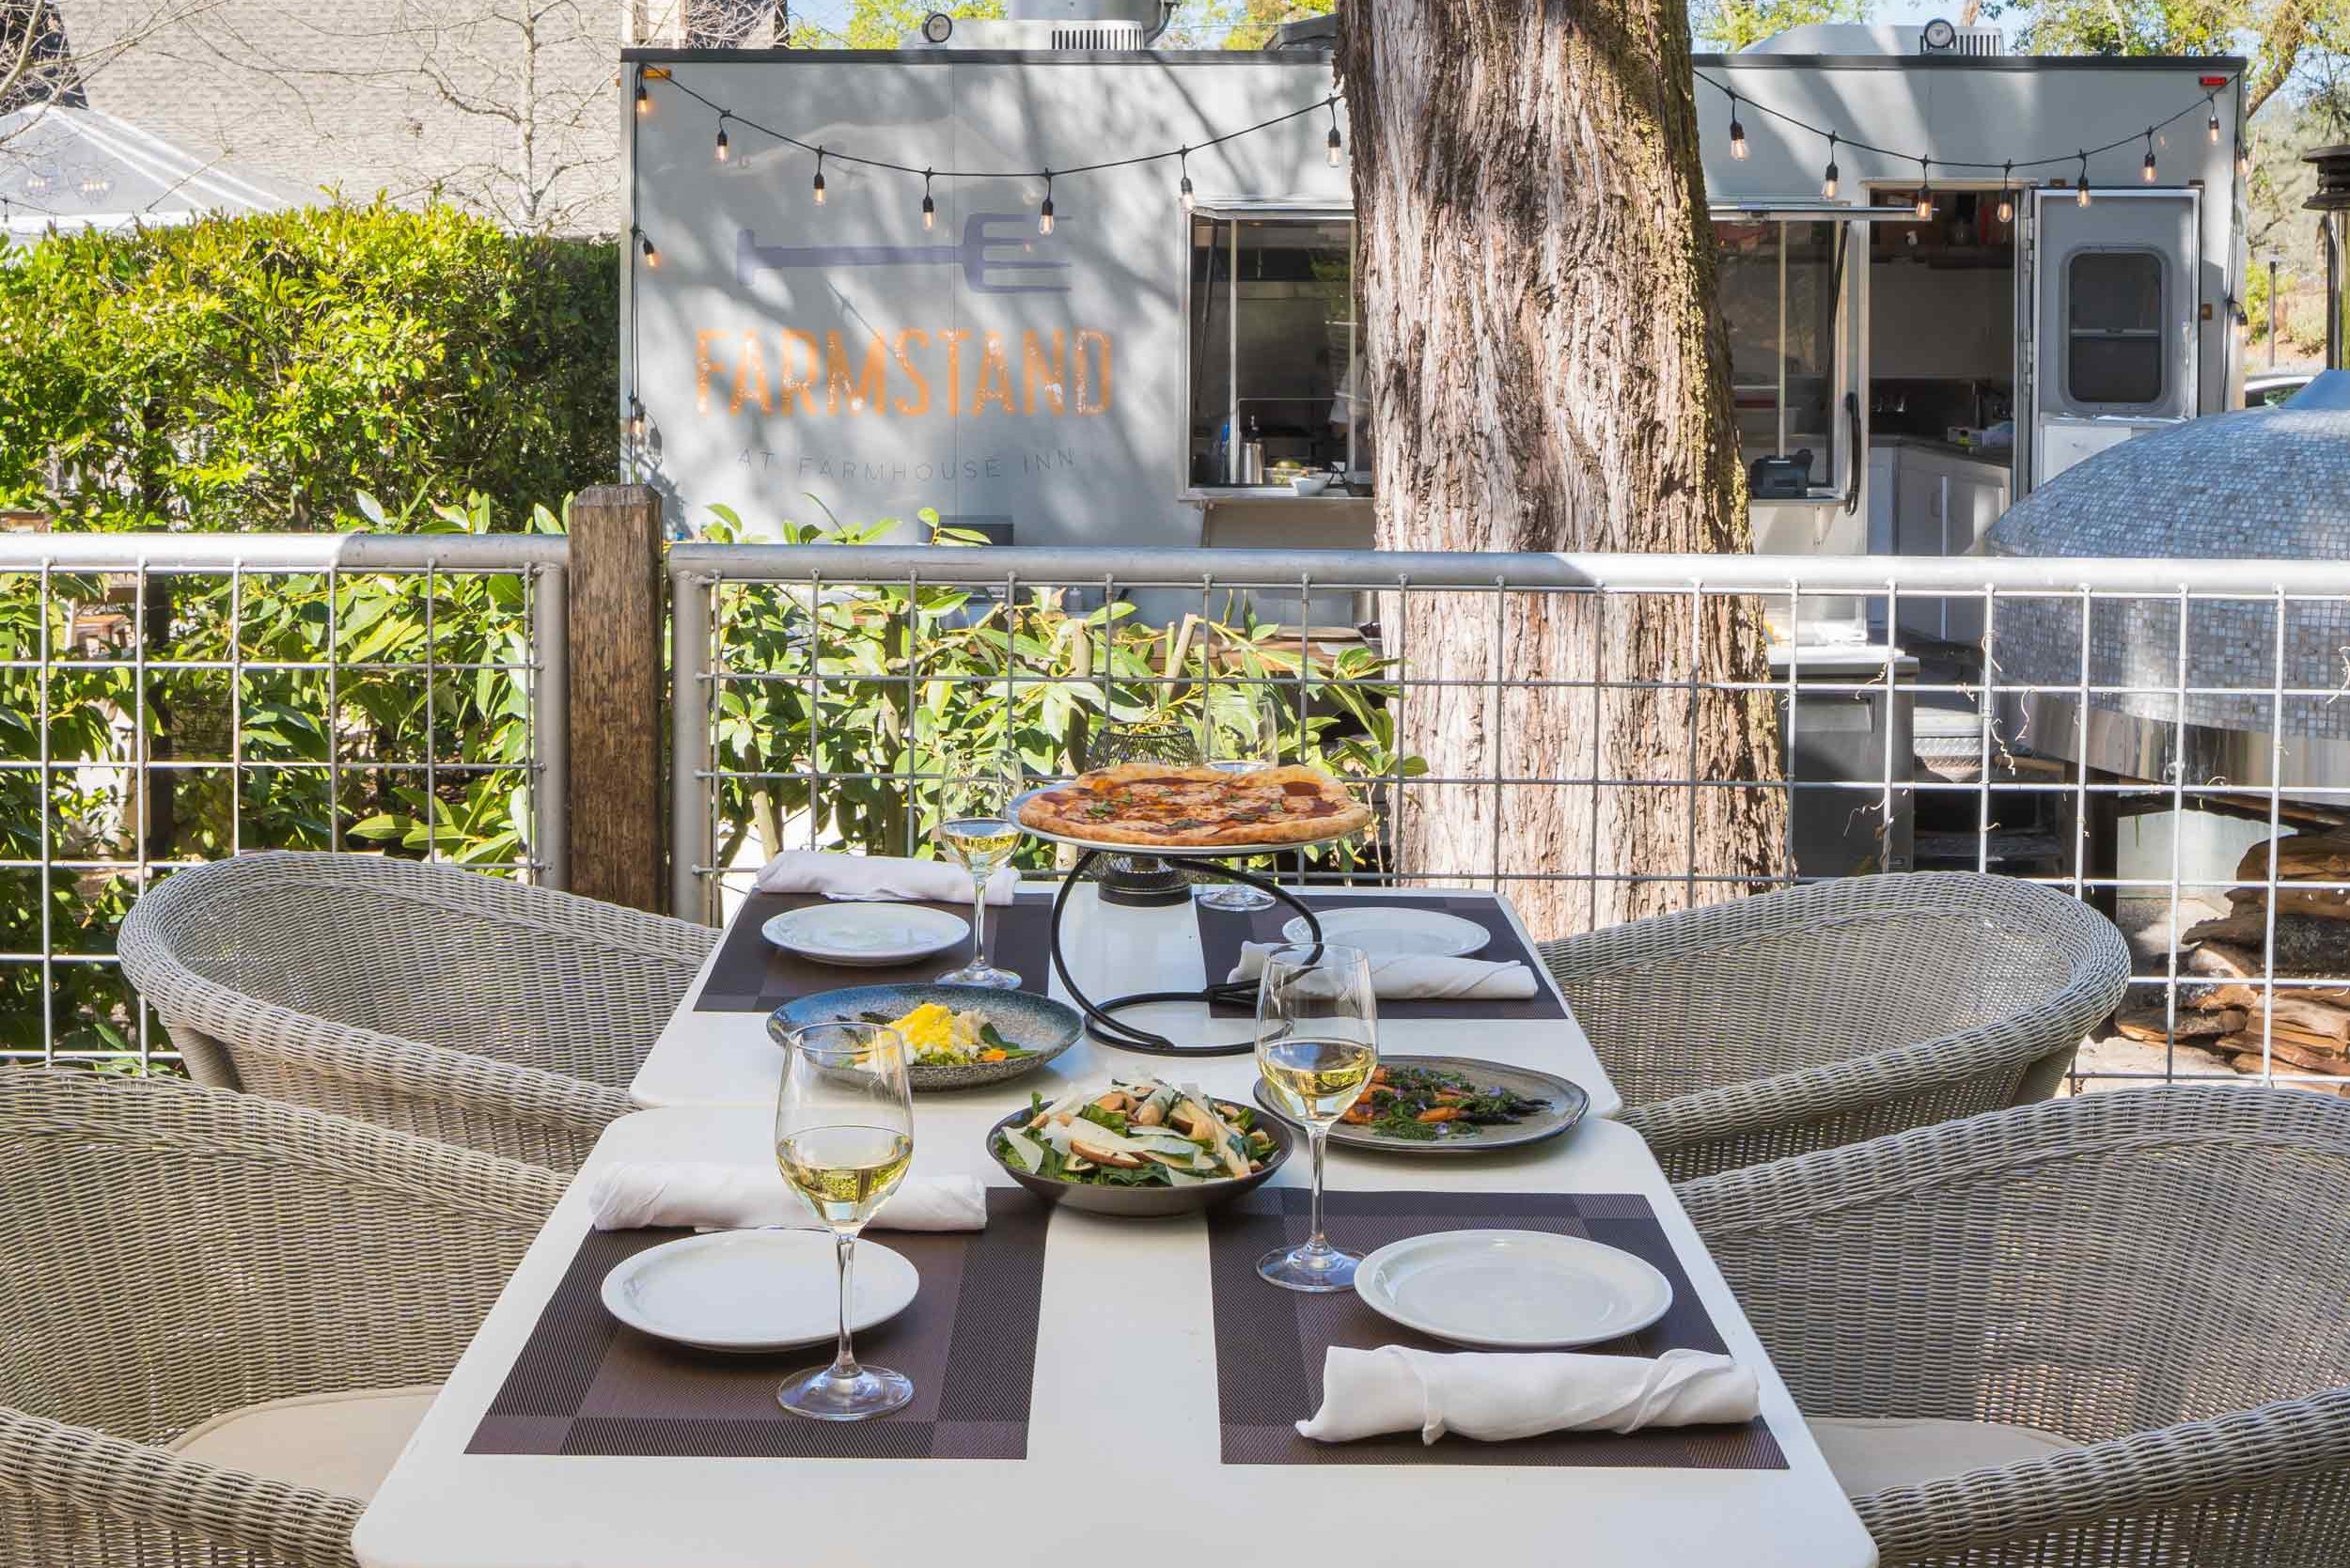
[1337,0,1786,939]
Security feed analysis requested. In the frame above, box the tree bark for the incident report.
[1338,0,1786,938]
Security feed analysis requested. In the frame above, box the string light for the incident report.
[2237,140,2252,180]
[1324,99,1343,167]
[636,227,659,268]
[1913,158,1932,220]
[2142,129,2157,182]
[634,80,650,117]
[714,112,729,164]
[920,168,935,230]
[626,395,646,440]
[811,147,826,206]
[1038,170,1055,235]
[1688,72,2234,221]
[1178,146,1194,212]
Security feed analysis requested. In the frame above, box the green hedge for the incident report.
[0,201,617,531]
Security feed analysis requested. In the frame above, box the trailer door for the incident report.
[2023,188,2200,490]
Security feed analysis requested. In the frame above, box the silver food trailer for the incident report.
[1699,23,2245,644]
[619,8,2245,612]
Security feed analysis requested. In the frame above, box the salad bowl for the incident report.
[984,1079,1294,1217]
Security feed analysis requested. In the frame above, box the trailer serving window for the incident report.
[2064,249,2165,406]
[1187,212,1365,488]
[1714,218,1842,487]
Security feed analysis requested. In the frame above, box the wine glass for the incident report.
[1253,943,1377,1293]
[933,759,1023,988]
[1197,673,1286,913]
[773,1020,916,1420]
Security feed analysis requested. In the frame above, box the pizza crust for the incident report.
[1016,763,1373,848]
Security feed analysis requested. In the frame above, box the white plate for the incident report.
[761,903,969,966]
[600,1230,918,1354]
[1279,906,1491,960]
[1355,1230,1673,1350]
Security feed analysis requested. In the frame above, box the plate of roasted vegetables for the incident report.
[768,984,1082,1090]
[1253,1056,1589,1155]
[987,1074,1293,1216]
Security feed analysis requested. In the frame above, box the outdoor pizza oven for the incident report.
[1982,373,2350,801]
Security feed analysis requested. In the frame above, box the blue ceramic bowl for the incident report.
[768,983,1083,1092]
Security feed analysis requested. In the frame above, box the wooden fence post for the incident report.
[565,484,666,912]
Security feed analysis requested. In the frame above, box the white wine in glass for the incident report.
[935,766,1022,989]
[1255,943,1377,1293]
[1196,678,1285,912]
[773,1020,916,1421]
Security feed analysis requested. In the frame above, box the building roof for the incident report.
[0,103,303,238]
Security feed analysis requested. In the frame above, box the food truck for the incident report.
[619,5,2246,588]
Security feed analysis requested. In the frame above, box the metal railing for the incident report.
[671,542,2350,1093]
[1,532,568,1065]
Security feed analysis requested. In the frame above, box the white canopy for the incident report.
[0,102,302,238]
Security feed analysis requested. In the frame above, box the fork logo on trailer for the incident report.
[735,213,1071,293]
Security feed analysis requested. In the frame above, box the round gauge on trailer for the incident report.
[1921,18,1958,49]
[921,11,953,41]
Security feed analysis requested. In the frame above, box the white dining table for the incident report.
[352,882,1876,1568]
[630,881,1625,1118]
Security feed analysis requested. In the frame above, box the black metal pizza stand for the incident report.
[1005,787,1337,1058]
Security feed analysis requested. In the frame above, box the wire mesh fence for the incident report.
[670,543,2350,1095]
[0,533,567,1067]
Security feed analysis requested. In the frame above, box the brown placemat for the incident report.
[467,1191,1046,1459]
[697,890,1058,1012]
[1207,1189,1785,1468]
[1198,892,1567,1020]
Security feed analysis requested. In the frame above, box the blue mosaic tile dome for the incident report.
[1982,379,2350,762]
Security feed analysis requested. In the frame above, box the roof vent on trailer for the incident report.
[906,0,1161,49]
[1741,22,2005,55]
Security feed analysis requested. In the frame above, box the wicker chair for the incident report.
[1677,1084,2350,1567]
[1538,871,2130,1180]
[0,1069,563,1568]
[118,852,716,1170]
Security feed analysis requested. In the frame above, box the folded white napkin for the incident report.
[1296,1346,1758,1444]
[755,850,1017,906]
[1228,942,1540,1001]
[585,1163,988,1233]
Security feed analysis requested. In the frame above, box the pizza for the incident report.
[1016,763,1373,848]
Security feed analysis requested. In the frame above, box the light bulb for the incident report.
[2236,142,2251,180]
[813,169,826,205]
[634,83,649,117]
[1915,186,1933,219]
[921,194,934,229]
[1039,194,1055,235]
[1997,190,2013,224]
[1180,173,1194,211]
[1326,125,1342,167]
[1729,116,1747,160]
[640,234,659,268]
[714,123,729,163]
[1821,135,1838,200]
[2143,133,2157,182]
[2209,105,2222,144]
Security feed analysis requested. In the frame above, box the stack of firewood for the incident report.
[2112,830,2350,1088]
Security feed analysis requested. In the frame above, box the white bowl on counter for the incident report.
[1289,473,1332,496]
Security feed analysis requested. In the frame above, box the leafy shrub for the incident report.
[701,509,1423,882]
[0,201,616,532]
[0,205,612,1059]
